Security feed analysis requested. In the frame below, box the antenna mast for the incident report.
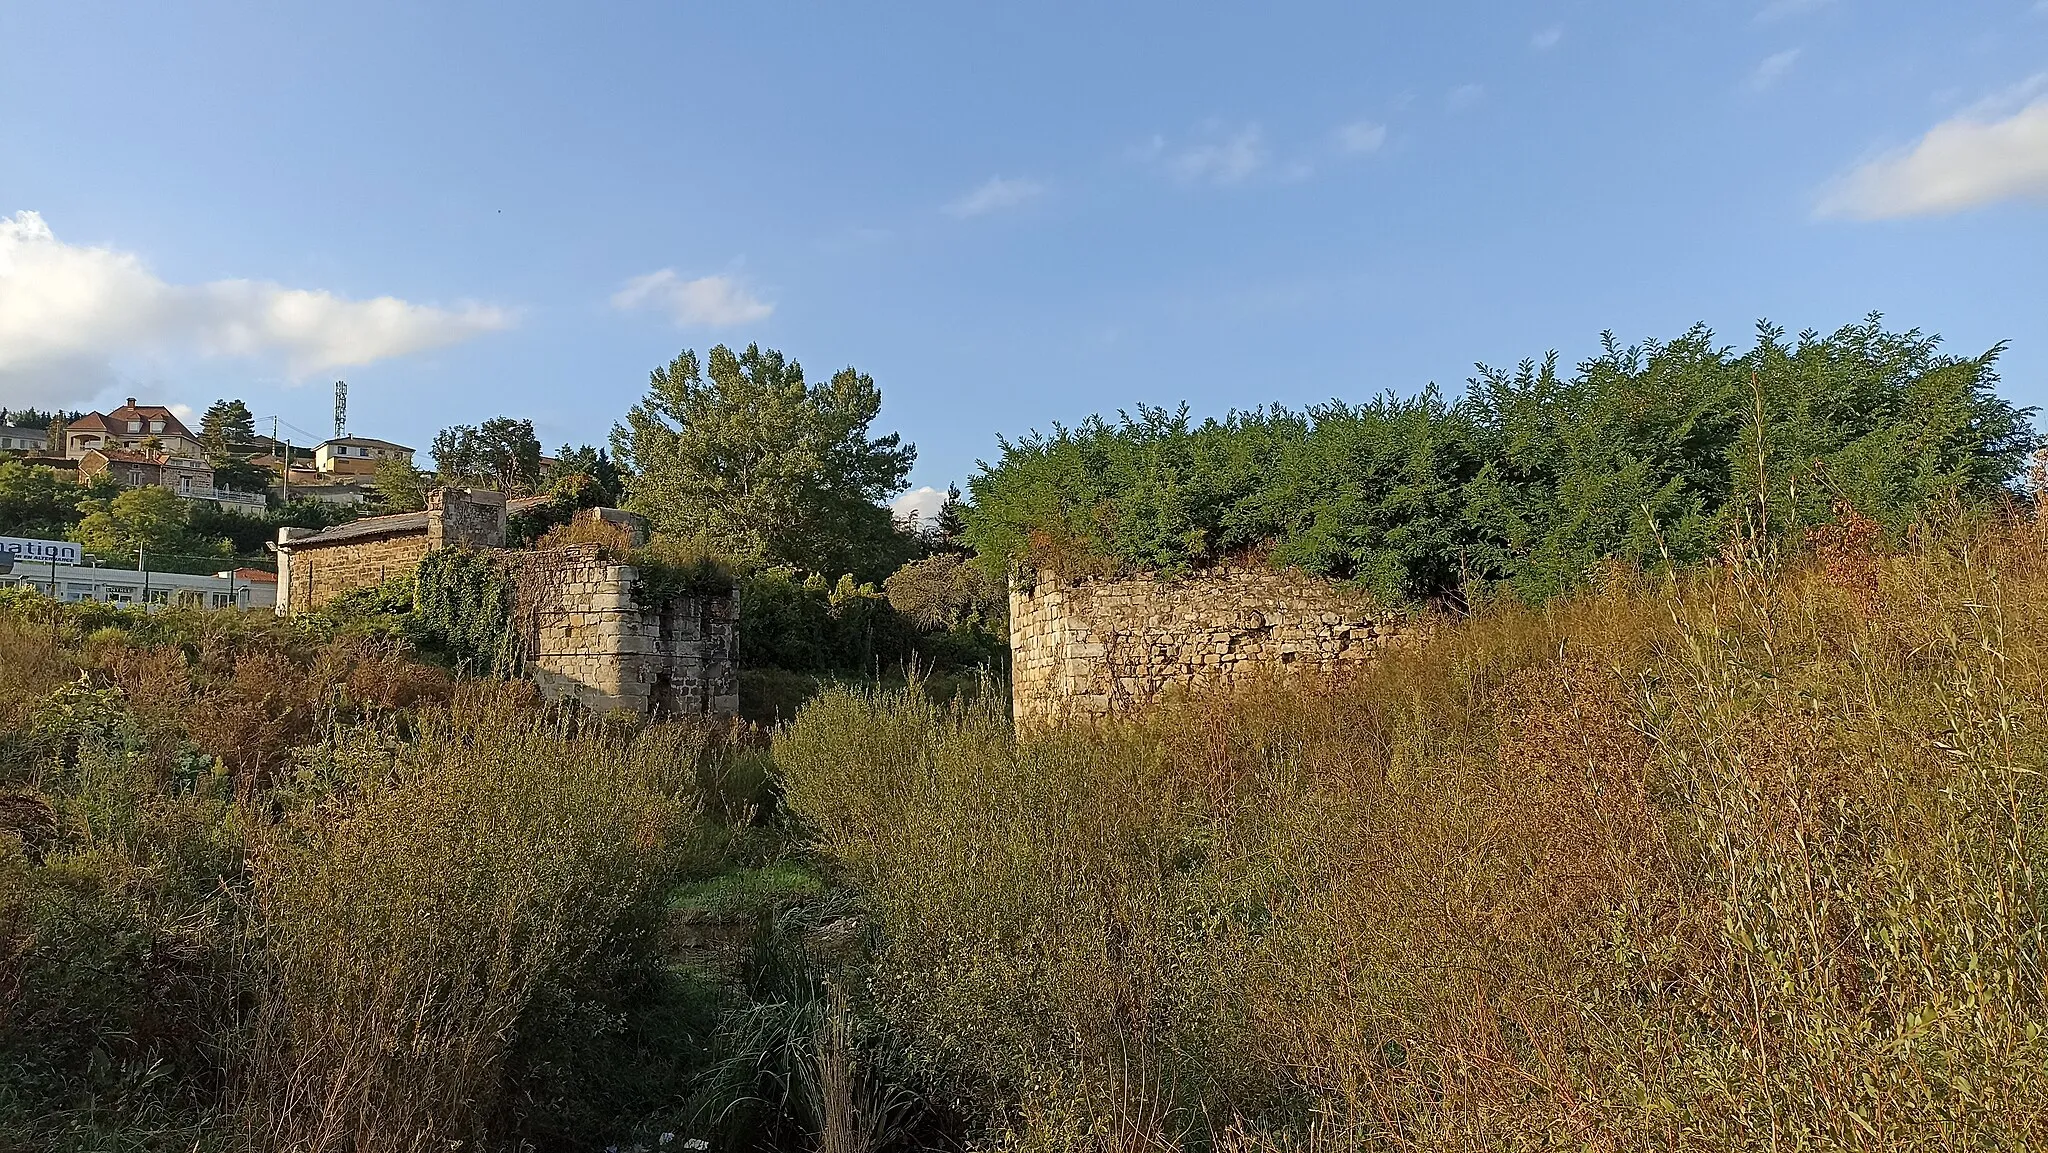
[333,380,348,440]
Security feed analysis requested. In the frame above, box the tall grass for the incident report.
[239,720,710,1153]
[776,514,2048,1150]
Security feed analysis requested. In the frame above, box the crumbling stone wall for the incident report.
[280,530,431,611]
[1009,566,1429,727]
[278,496,737,718]
[277,488,507,612]
[508,546,740,718]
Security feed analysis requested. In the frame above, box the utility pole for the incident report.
[139,545,149,610]
[275,415,291,501]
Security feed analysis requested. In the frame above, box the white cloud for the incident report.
[1817,86,2048,219]
[0,210,510,408]
[1335,120,1388,154]
[1166,124,1267,185]
[610,269,774,327]
[1447,83,1486,111]
[1755,0,1833,22]
[945,177,1046,218]
[891,485,948,526]
[1744,48,1802,92]
[1531,25,1563,50]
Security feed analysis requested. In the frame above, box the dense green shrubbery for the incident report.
[966,318,2037,602]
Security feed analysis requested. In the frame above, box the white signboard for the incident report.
[0,536,82,566]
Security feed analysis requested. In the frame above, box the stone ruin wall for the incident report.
[278,493,737,718]
[1009,565,1431,728]
[506,545,739,718]
[283,532,429,611]
[280,488,505,611]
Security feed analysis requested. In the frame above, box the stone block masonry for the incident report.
[277,487,507,612]
[278,496,738,718]
[1009,565,1431,728]
[507,545,739,717]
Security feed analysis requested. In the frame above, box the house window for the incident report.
[127,420,141,433]
[150,420,164,434]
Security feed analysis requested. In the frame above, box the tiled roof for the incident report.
[67,401,197,441]
[320,436,414,452]
[287,510,430,548]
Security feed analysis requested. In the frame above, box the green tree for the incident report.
[431,417,543,494]
[371,458,433,512]
[0,462,104,538]
[210,456,275,497]
[73,487,229,561]
[199,398,257,450]
[545,443,624,507]
[612,343,917,581]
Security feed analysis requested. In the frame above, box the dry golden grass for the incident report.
[777,513,2048,1151]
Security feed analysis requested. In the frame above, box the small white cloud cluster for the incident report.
[1820,76,2048,219]
[611,269,774,327]
[946,176,1046,218]
[0,210,509,407]
[892,484,949,527]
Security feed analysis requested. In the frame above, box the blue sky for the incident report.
[3,1,2045,517]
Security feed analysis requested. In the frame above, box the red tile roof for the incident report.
[67,401,196,441]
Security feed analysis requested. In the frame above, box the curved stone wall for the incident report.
[1008,566,1429,727]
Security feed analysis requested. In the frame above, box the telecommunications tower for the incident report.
[333,380,348,440]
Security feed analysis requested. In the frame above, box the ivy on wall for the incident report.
[413,548,522,676]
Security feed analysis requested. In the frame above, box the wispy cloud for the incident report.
[0,210,509,407]
[944,176,1046,218]
[1744,48,1802,93]
[611,269,773,327]
[1818,77,2048,219]
[1145,123,1267,185]
[1755,0,1833,23]
[1447,83,1486,111]
[1531,25,1563,51]
[1334,120,1388,154]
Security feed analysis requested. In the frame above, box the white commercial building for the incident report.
[0,542,276,611]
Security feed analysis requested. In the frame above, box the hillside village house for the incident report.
[60,400,206,460]
[313,436,414,477]
[62,400,264,512]
[0,424,50,453]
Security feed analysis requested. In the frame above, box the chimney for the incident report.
[126,397,136,409]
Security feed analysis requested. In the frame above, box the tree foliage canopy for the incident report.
[431,418,544,494]
[199,399,257,449]
[612,343,917,581]
[965,318,2037,603]
[73,487,230,561]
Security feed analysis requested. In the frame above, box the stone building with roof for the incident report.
[274,488,738,717]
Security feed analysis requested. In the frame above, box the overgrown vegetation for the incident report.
[0,594,783,1152]
[778,506,2048,1150]
[966,319,2035,602]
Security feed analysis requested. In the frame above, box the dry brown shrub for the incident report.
[781,513,2048,1151]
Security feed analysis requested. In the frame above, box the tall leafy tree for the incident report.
[199,399,257,450]
[431,417,544,494]
[371,458,433,512]
[73,487,229,560]
[0,462,106,538]
[546,443,625,507]
[612,343,917,580]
